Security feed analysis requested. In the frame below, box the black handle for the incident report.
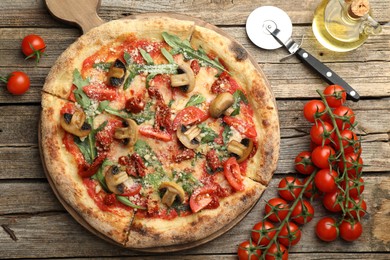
[295,48,360,101]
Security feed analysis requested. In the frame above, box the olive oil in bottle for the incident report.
[312,0,382,52]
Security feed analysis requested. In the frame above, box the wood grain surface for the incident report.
[0,0,389,259]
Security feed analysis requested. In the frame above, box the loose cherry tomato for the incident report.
[224,157,244,191]
[346,197,367,219]
[0,71,30,95]
[340,177,365,199]
[315,217,338,242]
[322,190,343,212]
[294,151,316,175]
[237,240,261,260]
[189,186,214,213]
[303,100,326,123]
[339,220,363,242]
[314,169,338,193]
[310,121,335,145]
[333,129,360,154]
[338,152,363,178]
[323,85,346,108]
[21,34,46,63]
[333,106,356,130]
[172,106,208,130]
[278,177,302,201]
[291,199,314,225]
[251,221,276,246]
[278,222,301,247]
[311,145,335,169]
[265,243,288,260]
[264,198,289,222]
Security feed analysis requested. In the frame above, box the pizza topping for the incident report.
[227,138,254,163]
[105,165,128,194]
[209,92,235,118]
[172,106,209,130]
[224,157,244,191]
[60,109,91,137]
[125,96,145,113]
[170,57,196,93]
[206,150,222,172]
[177,125,201,149]
[108,59,126,87]
[114,119,138,147]
[159,181,186,207]
[119,153,146,177]
[211,72,240,94]
[223,116,257,139]
[173,148,196,163]
[139,126,172,142]
[189,185,214,213]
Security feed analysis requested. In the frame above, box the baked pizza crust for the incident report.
[40,15,280,250]
[40,93,134,245]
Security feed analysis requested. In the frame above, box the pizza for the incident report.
[40,15,279,249]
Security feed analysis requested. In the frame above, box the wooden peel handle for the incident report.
[45,0,104,34]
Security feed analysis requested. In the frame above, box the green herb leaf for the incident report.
[116,195,146,209]
[104,102,154,125]
[72,69,91,110]
[93,62,113,71]
[172,170,201,194]
[74,136,93,165]
[162,32,226,72]
[198,123,218,143]
[139,48,154,65]
[222,124,232,145]
[124,52,132,65]
[138,64,178,75]
[98,100,110,112]
[231,90,249,116]
[91,159,114,192]
[185,94,206,107]
[161,47,175,64]
[134,139,162,168]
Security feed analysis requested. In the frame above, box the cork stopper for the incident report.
[348,0,370,18]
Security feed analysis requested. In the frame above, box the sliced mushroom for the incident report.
[60,109,91,137]
[177,125,201,149]
[108,59,126,87]
[114,118,138,147]
[159,181,185,207]
[170,59,196,93]
[105,165,128,194]
[209,92,235,118]
[227,138,254,163]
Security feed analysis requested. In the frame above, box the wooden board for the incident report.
[39,1,278,253]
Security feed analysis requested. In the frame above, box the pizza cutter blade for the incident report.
[246,6,360,101]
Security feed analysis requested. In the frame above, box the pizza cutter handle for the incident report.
[295,48,360,101]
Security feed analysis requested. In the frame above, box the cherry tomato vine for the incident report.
[238,85,366,259]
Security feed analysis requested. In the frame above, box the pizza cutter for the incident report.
[246,6,360,101]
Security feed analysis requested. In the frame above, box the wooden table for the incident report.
[1,0,389,259]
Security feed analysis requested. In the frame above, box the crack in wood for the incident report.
[1,224,18,241]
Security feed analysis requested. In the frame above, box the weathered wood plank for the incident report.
[0,0,388,27]
[0,176,388,258]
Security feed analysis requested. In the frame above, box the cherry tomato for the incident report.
[346,197,367,219]
[139,126,172,141]
[315,217,338,242]
[237,240,261,260]
[278,222,301,247]
[278,177,302,201]
[322,190,343,212]
[21,34,46,63]
[0,71,30,95]
[341,177,365,199]
[264,198,289,222]
[339,220,363,242]
[265,243,288,260]
[224,157,244,191]
[310,121,335,145]
[323,85,346,108]
[172,106,208,130]
[251,221,276,246]
[311,145,335,169]
[314,169,338,193]
[223,116,257,139]
[294,151,316,175]
[303,176,323,199]
[338,152,363,178]
[291,199,314,225]
[189,186,214,213]
[333,129,360,154]
[303,100,326,123]
[333,106,356,130]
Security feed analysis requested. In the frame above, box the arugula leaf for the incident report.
[161,47,175,64]
[185,94,206,107]
[198,123,218,143]
[172,170,201,194]
[72,69,91,110]
[74,136,93,165]
[134,139,162,168]
[139,48,154,65]
[116,195,146,209]
[231,90,249,116]
[124,52,132,65]
[104,102,154,125]
[222,124,232,145]
[98,100,110,112]
[91,159,114,192]
[162,32,226,72]
[93,62,112,71]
